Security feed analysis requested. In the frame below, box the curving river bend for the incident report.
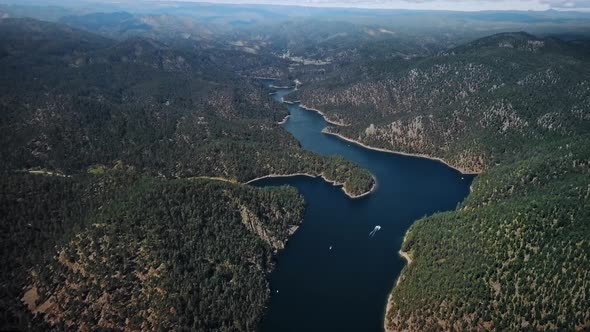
[252,86,474,332]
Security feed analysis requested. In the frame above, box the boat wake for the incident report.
[369,225,381,237]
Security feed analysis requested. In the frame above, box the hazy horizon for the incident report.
[152,0,590,12]
[3,0,590,12]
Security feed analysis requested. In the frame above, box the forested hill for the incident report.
[0,18,373,195]
[387,135,590,331]
[0,18,373,330]
[295,32,590,174]
[290,32,590,330]
[1,172,305,330]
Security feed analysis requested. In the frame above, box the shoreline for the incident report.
[290,99,480,175]
[187,172,376,199]
[384,292,394,332]
[270,85,348,127]
[246,172,377,199]
[270,84,293,89]
[396,230,413,286]
[298,104,350,127]
[322,130,480,176]
[340,174,378,198]
[251,76,281,80]
[398,250,413,269]
[189,172,375,199]
[384,230,413,332]
[27,169,70,177]
[277,114,291,125]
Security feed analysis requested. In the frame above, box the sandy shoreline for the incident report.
[322,130,480,176]
[292,101,479,175]
[398,250,413,268]
[188,171,376,199]
[298,104,350,127]
[245,172,377,199]
[396,231,413,286]
[27,169,70,177]
[270,84,293,89]
[190,173,375,198]
[251,76,281,80]
[384,292,394,332]
[384,230,414,331]
[277,114,291,125]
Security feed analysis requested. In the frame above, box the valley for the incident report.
[0,2,589,331]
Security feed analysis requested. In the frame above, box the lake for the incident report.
[253,87,474,332]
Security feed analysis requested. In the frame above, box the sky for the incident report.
[163,0,590,11]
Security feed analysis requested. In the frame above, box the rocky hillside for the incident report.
[293,32,590,330]
[2,172,304,331]
[296,32,590,173]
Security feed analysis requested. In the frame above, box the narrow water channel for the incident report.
[253,86,474,332]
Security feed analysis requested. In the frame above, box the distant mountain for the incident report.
[0,17,111,58]
[59,11,214,41]
[59,11,151,34]
[449,31,590,57]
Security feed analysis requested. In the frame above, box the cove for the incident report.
[253,86,475,332]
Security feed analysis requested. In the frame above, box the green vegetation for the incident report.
[0,18,373,193]
[322,155,374,196]
[0,18,373,330]
[2,8,589,331]
[1,172,304,330]
[387,136,590,331]
[294,32,590,330]
[273,26,590,330]
[297,32,590,174]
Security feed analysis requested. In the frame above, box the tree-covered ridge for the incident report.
[288,31,590,330]
[0,17,374,331]
[0,18,373,195]
[295,32,590,173]
[1,172,305,331]
[386,135,590,331]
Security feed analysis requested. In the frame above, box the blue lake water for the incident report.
[253,87,474,332]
